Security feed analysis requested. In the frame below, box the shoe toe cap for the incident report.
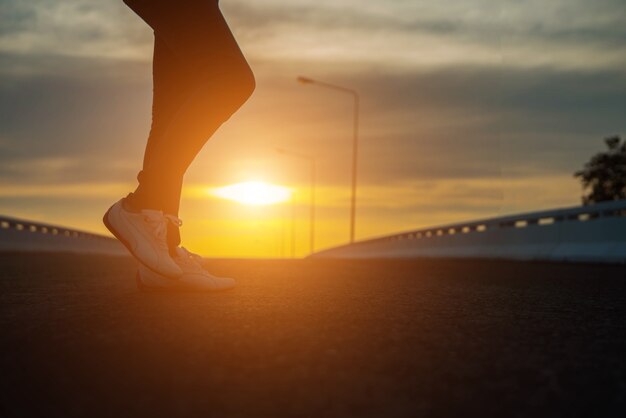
[214,276,236,290]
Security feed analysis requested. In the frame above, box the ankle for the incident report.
[122,194,143,213]
[123,192,163,213]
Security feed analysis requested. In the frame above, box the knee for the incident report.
[189,59,256,123]
[211,62,255,119]
[230,62,256,106]
[243,67,256,99]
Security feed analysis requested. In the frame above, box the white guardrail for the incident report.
[311,200,626,264]
[0,215,126,256]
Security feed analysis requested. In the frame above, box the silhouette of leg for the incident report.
[128,34,192,215]
[125,0,255,249]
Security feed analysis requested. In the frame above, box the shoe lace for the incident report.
[141,211,182,246]
[174,247,205,271]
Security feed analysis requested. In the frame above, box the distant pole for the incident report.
[297,76,359,243]
[291,196,296,258]
[276,148,317,255]
[350,94,359,244]
[310,158,316,254]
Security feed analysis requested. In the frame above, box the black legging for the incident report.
[123,0,255,248]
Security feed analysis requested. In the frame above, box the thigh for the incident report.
[125,0,247,77]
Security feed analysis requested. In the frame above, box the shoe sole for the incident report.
[103,206,180,280]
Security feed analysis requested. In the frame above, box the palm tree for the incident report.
[574,135,626,205]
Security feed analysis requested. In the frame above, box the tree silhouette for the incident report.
[574,135,626,205]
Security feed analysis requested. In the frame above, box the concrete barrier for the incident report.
[312,200,626,264]
[0,215,127,256]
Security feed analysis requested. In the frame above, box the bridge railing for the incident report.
[0,215,126,256]
[312,200,626,263]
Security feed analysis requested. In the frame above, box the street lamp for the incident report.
[276,147,317,255]
[297,76,360,243]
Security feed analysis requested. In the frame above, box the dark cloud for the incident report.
[1,52,624,189]
[0,53,151,158]
[349,66,626,115]
[278,66,626,184]
[0,3,35,35]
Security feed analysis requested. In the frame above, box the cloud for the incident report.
[0,155,138,185]
[0,0,152,60]
[1,0,624,70]
[1,51,623,190]
[1,0,624,245]
[0,53,151,162]
[200,64,624,186]
[221,0,626,70]
[0,181,129,198]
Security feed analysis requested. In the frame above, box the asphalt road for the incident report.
[0,253,625,418]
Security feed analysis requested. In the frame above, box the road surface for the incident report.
[0,253,624,417]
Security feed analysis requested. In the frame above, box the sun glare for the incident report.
[211,181,292,205]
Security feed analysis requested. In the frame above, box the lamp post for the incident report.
[276,148,316,255]
[297,76,359,243]
[290,195,296,258]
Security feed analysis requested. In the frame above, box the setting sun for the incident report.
[211,181,292,206]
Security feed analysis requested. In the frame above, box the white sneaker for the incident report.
[136,247,236,292]
[103,198,183,278]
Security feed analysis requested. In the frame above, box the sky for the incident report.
[1,0,625,257]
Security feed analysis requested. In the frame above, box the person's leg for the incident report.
[125,0,255,249]
[137,0,255,198]
[125,33,192,216]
